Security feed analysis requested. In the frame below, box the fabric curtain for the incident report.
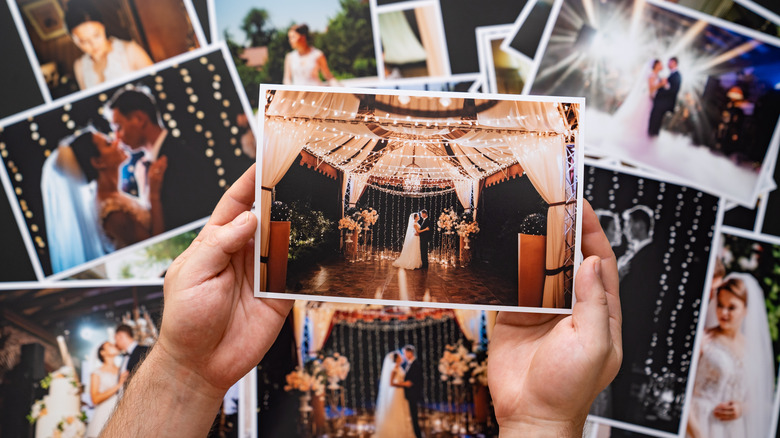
[454,309,497,348]
[309,304,336,353]
[414,5,448,76]
[473,180,482,221]
[379,10,427,65]
[510,134,568,308]
[260,91,361,289]
[293,301,307,365]
[454,180,472,211]
[348,173,370,207]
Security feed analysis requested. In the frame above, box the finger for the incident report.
[208,164,256,226]
[572,256,609,338]
[181,210,258,284]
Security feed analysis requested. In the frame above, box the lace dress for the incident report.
[77,38,144,88]
[687,334,748,438]
[287,48,326,86]
[98,192,150,249]
[374,368,416,438]
[85,369,119,438]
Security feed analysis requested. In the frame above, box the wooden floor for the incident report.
[288,253,518,307]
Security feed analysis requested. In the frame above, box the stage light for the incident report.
[80,326,94,341]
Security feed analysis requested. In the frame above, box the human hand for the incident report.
[713,401,742,421]
[487,200,622,437]
[148,156,167,199]
[153,163,293,400]
[118,371,129,386]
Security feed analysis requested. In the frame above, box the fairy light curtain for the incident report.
[260,91,360,289]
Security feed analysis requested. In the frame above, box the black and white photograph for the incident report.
[683,228,780,438]
[254,301,498,437]
[584,162,721,436]
[255,86,583,311]
[9,0,205,99]
[529,0,780,206]
[0,45,255,279]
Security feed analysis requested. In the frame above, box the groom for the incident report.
[417,210,431,269]
[648,57,681,137]
[401,345,423,438]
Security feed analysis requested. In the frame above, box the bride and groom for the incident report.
[392,210,432,270]
[613,57,681,139]
[374,345,423,438]
[41,86,224,273]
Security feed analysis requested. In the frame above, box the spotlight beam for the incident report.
[695,40,763,72]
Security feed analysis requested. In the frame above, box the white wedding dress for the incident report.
[612,67,663,139]
[85,369,120,437]
[374,354,416,438]
[393,214,422,269]
[687,273,774,438]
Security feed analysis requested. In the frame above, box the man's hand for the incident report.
[488,200,622,437]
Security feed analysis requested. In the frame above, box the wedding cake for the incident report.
[31,366,85,438]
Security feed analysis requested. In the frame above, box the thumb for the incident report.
[180,211,257,284]
[572,256,610,337]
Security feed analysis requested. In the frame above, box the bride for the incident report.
[393,213,422,269]
[374,351,416,437]
[686,273,774,438]
[612,59,666,138]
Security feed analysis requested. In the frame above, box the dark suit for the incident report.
[418,216,432,268]
[648,70,681,137]
[125,344,150,377]
[157,133,224,231]
[404,359,424,438]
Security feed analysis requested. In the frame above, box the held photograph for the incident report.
[254,86,583,312]
[528,0,780,206]
[0,45,255,279]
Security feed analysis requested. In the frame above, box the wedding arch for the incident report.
[259,89,579,307]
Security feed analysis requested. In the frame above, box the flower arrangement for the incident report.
[338,216,360,232]
[359,208,378,227]
[284,366,325,396]
[322,353,351,389]
[437,208,459,233]
[27,400,46,423]
[455,220,480,239]
[53,413,87,438]
[438,341,476,385]
[469,358,488,386]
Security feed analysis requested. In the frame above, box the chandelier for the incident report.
[403,145,423,193]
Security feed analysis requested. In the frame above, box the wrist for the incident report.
[498,415,585,438]
[146,343,226,404]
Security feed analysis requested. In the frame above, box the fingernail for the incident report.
[233,211,250,226]
[593,257,602,278]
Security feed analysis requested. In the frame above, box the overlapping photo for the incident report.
[476,25,533,95]
[255,86,583,312]
[584,161,721,436]
[254,301,499,437]
[8,0,204,100]
[0,45,255,279]
[529,0,780,206]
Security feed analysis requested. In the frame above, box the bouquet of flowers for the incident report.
[322,353,351,389]
[284,366,325,396]
[455,220,480,238]
[438,341,476,385]
[469,357,488,386]
[437,208,459,233]
[359,208,378,227]
[338,216,360,232]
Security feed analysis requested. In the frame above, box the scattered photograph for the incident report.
[374,2,450,80]
[529,0,780,206]
[212,0,378,107]
[683,228,780,438]
[0,0,46,121]
[10,0,204,99]
[584,162,720,435]
[255,86,583,311]
[255,301,498,437]
[501,0,557,65]
[660,0,780,36]
[369,74,479,92]
[0,45,255,279]
[476,25,533,95]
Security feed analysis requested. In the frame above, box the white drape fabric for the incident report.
[414,5,448,76]
[454,180,472,211]
[379,10,427,65]
[453,310,497,346]
[509,135,568,308]
[348,173,370,207]
[261,92,361,288]
[473,180,481,221]
[292,302,336,364]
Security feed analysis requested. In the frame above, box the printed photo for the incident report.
[0,45,255,279]
[212,0,378,107]
[660,0,780,36]
[375,2,450,80]
[501,0,557,65]
[476,25,533,95]
[584,162,720,436]
[255,301,498,437]
[255,86,583,311]
[10,0,203,99]
[529,0,780,206]
[684,229,780,438]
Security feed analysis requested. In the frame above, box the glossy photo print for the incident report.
[255,86,583,312]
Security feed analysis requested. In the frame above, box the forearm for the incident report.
[101,346,224,437]
[91,384,121,405]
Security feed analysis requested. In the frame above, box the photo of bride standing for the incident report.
[374,346,423,438]
[258,86,583,311]
[686,230,780,438]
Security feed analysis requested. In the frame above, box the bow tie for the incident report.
[121,352,130,357]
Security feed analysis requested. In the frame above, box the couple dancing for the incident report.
[86,324,149,437]
[392,210,432,270]
[374,346,424,438]
[613,57,682,138]
[41,87,224,273]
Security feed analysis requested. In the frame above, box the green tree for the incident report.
[314,0,377,79]
[241,8,274,47]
